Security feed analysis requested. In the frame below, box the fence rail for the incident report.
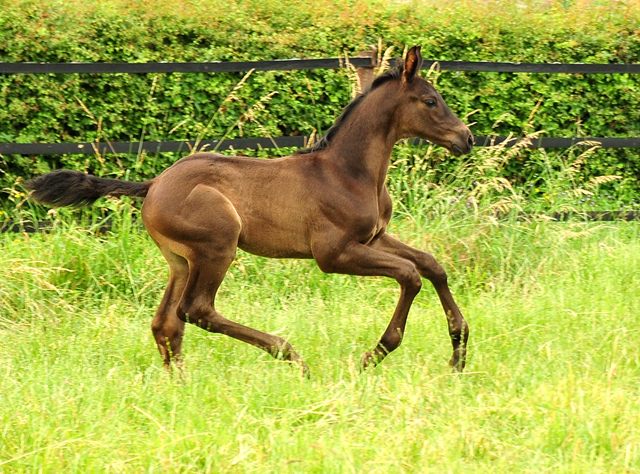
[1,56,639,154]
[2,136,640,156]
[2,58,640,75]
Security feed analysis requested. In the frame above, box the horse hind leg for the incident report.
[147,184,308,376]
[179,244,310,377]
[151,246,188,371]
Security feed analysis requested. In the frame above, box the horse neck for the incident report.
[326,85,400,190]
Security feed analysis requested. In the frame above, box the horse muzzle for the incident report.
[450,130,474,157]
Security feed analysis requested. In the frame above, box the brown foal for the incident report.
[26,46,474,376]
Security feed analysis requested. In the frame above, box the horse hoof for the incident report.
[360,351,378,371]
[300,362,311,379]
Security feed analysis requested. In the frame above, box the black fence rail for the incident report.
[1,57,639,154]
[0,57,375,74]
[0,137,308,155]
[2,136,640,156]
[2,58,640,75]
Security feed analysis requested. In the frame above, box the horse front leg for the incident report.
[313,240,423,369]
[370,233,469,372]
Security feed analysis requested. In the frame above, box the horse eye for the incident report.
[424,99,437,108]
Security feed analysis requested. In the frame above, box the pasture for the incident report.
[2,1,640,470]
[2,196,640,472]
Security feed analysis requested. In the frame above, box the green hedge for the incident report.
[1,0,640,203]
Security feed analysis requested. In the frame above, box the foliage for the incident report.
[1,0,640,208]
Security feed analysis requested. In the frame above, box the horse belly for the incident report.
[238,223,313,259]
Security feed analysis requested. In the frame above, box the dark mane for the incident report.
[295,61,405,155]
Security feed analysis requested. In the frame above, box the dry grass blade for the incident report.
[75,97,124,173]
[213,91,279,153]
[587,175,623,189]
[342,53,361,98]
[375,41,395,77]
[192,68,256,152]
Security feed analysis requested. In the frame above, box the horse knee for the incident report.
[398,265,422,295]
[417,254,447,285]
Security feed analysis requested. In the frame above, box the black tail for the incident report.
[25,170,153,207]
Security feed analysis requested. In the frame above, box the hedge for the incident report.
[1,0,640,204]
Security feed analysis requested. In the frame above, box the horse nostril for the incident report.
[467,134,474,149]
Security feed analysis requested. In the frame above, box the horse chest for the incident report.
[352,201,390,245]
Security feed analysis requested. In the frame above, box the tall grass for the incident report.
[2,202,640,472]
[2,136,640,471]
[2,50,640,472]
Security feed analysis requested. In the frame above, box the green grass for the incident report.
[2,3,640,467]
[1,212,640,472]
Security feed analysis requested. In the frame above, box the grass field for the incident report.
[1,206,640,472]
[2,1,640,468]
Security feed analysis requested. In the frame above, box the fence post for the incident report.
[356,48,378,93]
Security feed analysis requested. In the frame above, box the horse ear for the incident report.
[403,45,423,82]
